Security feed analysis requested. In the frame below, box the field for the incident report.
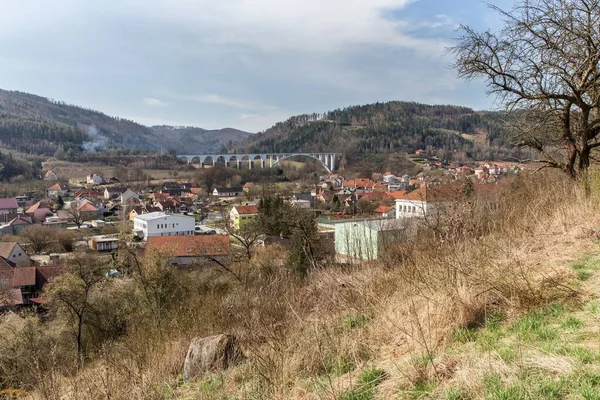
[42,160,196,183]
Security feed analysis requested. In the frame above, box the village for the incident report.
[0,151,520,309]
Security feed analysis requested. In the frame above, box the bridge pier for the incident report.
[179,153,341,173]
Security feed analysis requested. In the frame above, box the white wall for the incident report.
[6,243,30,267]
[395,199,429,219]
[134,214,195,240]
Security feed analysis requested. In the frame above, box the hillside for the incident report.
[241,102,528,162]
[149,125,251,154]
[0,89,251,155]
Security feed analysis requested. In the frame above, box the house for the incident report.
[0,267,37,304]
[212,187,244,197]
[383,172,397,184]
[104,186,128,200]
[76,199,100,216]
[43,170,58,181]
[334,218,407,262]
[342,178,376,190]
[154,200,179,213]
[129,204,160,221]
[25,200,54,223]
[474,167,487,179]
[86,174,105,185]
[133,212,195,240]
[161,182,183,196]
[243,182,254,193]
[394,185,465,219]
[145,235,230,266]
[230,205,259,231]
[0,242,30,267]
[1,216,33,235]
[374,205,396,219]
[89,236,119,252]
[14,195,32,207]
[74,189,101,199]
[47,183,68,198]
[0,265,64,306]
[0,198,18,224]
[415,149,426,157]
[119,189,140,204]
[291,193,313,209]
[456,166,473,175]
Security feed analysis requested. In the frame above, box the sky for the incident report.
[0,0,514,133]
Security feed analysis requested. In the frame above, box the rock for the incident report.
[183,334,243,381]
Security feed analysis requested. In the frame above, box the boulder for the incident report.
[183,334,243,381]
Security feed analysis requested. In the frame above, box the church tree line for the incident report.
[243,101,529,162]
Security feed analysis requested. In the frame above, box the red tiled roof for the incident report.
[146,235,230,257]
[0,267,36,287]
[35,265,64,290]
[32,208,53,223]
[77,201,98,212]
[0,242,17,260]
[374,205,393,213]
[388,191,407,200]
[394,185,472,203]
[243,182,254,188]
[0,198,18,210]
[48,183,65,191]
[233,205,259,215]
[7,216,33,226]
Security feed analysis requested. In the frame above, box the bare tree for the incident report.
[45,254,107,368]
[20,225,54,254]
[67,204,93,228]
[452,0,600,178]
[219,209,261,262]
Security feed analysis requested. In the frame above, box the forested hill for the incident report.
[0,89,251,156]
[241,102,525,162]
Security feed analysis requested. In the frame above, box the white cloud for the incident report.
[118,0,447,56]
[166,93,277,111]
[142,97,168,107]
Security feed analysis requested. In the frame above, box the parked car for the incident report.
[204,230,217,235]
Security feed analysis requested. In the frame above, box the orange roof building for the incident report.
[145,235,230,264]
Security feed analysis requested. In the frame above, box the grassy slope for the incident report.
[174,176,600,400]
[29,171,600,400]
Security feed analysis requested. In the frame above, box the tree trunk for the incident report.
[565,140,578,179]
[77,315,84,368]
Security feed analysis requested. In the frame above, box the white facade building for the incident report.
[394,186,458,220]
[133,212,195,240]
[87,174,105,185]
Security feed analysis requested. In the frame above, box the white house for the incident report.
[133,212,195,241]
[0,242,30,267]
[47,183,68,198]
[212,187,243,197]
[395,185,460,219]
[119,189,140,204]
[87,174,105,185]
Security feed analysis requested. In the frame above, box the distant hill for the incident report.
[240,101,527,162]
[0,89,252,156]
[148,126,252,154]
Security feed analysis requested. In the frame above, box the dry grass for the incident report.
[4,170,600,399]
